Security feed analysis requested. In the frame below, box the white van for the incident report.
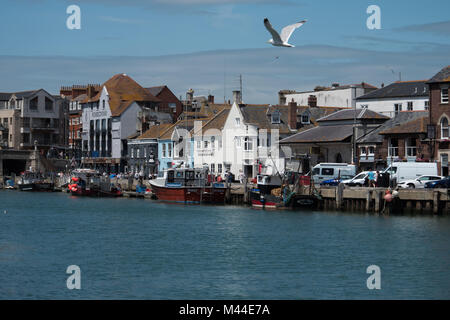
[312,163,357,184]
[383,162,438,184]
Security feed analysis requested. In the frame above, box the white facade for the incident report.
[356,97,429,118]
[82,87,142,160]
[218,102,284,178]
[282,86,370,108]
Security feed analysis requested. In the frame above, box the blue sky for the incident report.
[0,0,449,103]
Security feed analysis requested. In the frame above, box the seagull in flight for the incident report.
[264,18,307,47]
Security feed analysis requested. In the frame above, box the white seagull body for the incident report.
[264,18,307,47]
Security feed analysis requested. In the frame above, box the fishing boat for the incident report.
[17,171,54,192]
[149,167,227,204]
[250,173,319,209]
[68,169,122,197]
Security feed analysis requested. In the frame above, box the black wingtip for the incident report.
[264,18,268,22]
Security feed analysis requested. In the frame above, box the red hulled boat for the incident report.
[149,167,227,204]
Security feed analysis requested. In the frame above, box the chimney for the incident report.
[232,90,242,104]
[381,83,385,88]
[288,99,297,130]
[87,84,96,98]
[308,95,317,108]
[208,94,214,104]
[186,88,194,102]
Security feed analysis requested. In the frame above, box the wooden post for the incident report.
[374,191,381,213]
[243,178,248,204]
[433,191,440,215]
[336,183,344,210]
[366,190,372,212]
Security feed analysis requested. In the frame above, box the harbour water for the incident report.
[0,191,449,299]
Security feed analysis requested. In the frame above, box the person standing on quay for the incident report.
[368,169,375,188]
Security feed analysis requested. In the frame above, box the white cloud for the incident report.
[1,45,448,104]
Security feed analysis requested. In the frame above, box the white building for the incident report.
[279,82,377,108]
[81,73,172,172]
[356,80,429,118]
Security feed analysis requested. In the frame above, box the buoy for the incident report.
[384,193,393,202]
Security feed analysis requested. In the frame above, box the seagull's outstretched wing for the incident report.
[280,20,307,43]
[264,18,282,43]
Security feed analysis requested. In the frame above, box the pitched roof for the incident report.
[84,74,161,117]
[160,118,210,140]
[357,80,429,100]
[280,125,354,144]
[199,108,231,136]
[239,104,293,134]
[295,105,348,125]
[146,86,166,97]
[358,111,428,143]
[379,115,429,135]
[427,66,450,83]
[137,123,173,140]
[317,108,389,122]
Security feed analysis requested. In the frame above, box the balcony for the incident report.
[243,150,256,160]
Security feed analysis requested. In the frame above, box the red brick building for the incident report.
[60,84,100,159]
[427,66,450,176]
[146,86,182,122]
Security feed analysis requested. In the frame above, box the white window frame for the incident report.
[441,117,449,139]
[405,138,417,157]
[441,88,449,104]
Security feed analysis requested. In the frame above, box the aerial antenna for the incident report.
[240,74,243,102]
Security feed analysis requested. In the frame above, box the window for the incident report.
[211,163,215,173]
[162,144,166,157]
[211,136,215,150]
[301,115,310,124]
[235,118,240,126]
[45,97,53,111]
[271,111,280,124]
[218,163,222,173]
[218,138,222,149]
[407,101,413,111]
[424,101,429,110]
[322,168,334,176]
[235,137,241,148]
[441,88,449,104]
[394,104,402,115]
[244,137,253,151]
[136,148,140,158]
[368,146,375,155]
[30,97,38,110]
[204,140,209,149]
[102,100,105,109]
[168,143,172,157]
[360,147,367,156]
[388,138,399,157]
[406,138,417,157]
[441,117,449,139]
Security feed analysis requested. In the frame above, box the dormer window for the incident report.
[301,114,310,124]
[235,118,240,126]
[271,111,280,124]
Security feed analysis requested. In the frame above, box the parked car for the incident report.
[320,175,354,186]
[397,175,443,189]
[342,171,370,187]
[424,177,450,189]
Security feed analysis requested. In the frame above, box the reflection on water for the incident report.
[0,191,449,299]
